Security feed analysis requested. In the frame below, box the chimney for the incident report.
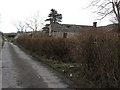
[93,22,97,27]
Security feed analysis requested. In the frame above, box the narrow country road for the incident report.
[1,42,73,88]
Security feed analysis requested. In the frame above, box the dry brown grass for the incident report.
[16,30,120,88]
[71,30,119,87]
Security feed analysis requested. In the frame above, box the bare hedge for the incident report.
[16,30,120,88]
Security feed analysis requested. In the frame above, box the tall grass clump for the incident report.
[16,33,71,62]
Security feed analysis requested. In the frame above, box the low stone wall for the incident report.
[53,32,79,38]
[0,35,2,89]
[0,36,3,50]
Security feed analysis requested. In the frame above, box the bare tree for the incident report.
[25,11,42,32]
[15,21,27,33]
[89,0,120,32]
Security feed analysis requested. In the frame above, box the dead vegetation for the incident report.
[15,29,120,88]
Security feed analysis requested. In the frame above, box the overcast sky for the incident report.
[0,0,112,33]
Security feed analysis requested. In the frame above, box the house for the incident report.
[48,22,97,38]
[48,22,117,38]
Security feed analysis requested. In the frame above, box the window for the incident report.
[66,25,70,28]
[63,33,67,38]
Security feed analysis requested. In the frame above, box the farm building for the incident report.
[48,22,117,38]
[48,22,97,38]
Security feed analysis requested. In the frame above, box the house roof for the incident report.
[51,23,95,32]
[98,24,118,31]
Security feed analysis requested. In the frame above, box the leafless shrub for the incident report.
[71,29,119,87]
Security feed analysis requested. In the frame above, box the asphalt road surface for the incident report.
[1,42,74,88]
